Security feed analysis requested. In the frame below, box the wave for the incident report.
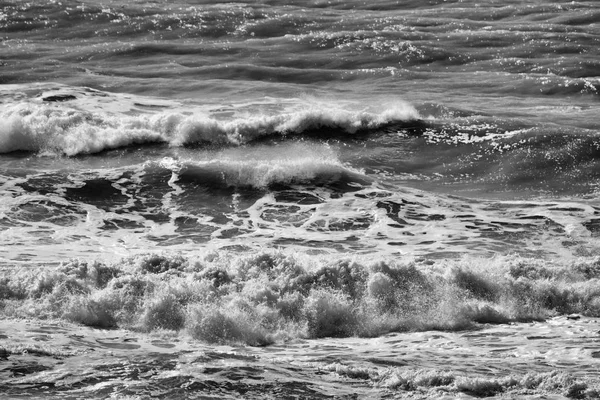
[171,143,371,189]
[0,96,420,156]
[333,365,594,398]
[2,250,600,345]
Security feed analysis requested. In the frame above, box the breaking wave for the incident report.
[3,251,600,345]
[168,143,369,189]
[0,100,420,156]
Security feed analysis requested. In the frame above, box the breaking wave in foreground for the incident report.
[3,251,600,344]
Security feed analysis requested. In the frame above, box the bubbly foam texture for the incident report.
[2,155,599,266]
[3,251,600,345]
[2,313,599,399]
[0,85,420,156]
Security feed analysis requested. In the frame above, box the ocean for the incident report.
[1,0,600,398]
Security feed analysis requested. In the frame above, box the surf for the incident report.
[0,84,421,156]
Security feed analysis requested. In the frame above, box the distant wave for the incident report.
[0,100,420,156]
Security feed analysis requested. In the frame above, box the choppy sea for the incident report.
[1,1,600,398]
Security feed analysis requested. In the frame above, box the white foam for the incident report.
[0,85,420,156]
[0,103,165,155]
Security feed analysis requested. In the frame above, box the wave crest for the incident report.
[144,141,369,190]
[0,98,420,156]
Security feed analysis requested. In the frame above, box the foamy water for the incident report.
[2,0,600,398]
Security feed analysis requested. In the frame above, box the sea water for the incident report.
[1,0,600,398]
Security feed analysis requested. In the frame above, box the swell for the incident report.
[177,157,370,190]
[391,117,600,196]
